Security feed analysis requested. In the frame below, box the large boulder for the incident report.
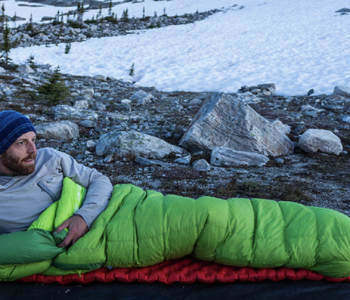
[35,121,79,142]
[298,129,343,155]
[333,86,350,98]
[96,130,188,159]
[179,93,294,157]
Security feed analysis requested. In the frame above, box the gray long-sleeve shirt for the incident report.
[0,147,113,234]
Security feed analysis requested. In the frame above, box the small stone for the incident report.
[17,64,34,73]
[307,89,314,96]
[104,155,114,163]
[193,159,211,171]
[79,120,97,128]
[274,158,284,164]
[175,155,191,165]
[74,100,89,109]
[135,156,164,166]
[86,140,96,149]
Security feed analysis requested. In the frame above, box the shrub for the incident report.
[37,66,69,104]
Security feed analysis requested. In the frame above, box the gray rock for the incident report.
[175,155,192,165]
[23,77,37,85]
[17,64,34,74]
[274,158,284,164]
[93,75,107,81]
[96,130,188,159]
[86,140,97,149]
[135,156,164,166]
[336,8,350,13]
[94,102,106,111]
[301,104,324,118]
[10,77,22,85]
[298,129,343,155]
[74,100,89,109]
[238,83,276,95]
[211,147,269,167]
[130,90,154,105]
[81,88,94,98]
[103,155,114,163]
[106,112,130,122]
[307,89,314,96]
[35,120,79,141]
[333,86,350,98]
[193,159,211,171]
[342,116,350,124]
[293,124,307,135]
[251,88,262,94]
[55,105,98,120]
[79,120,97,128]
[113,103,132,112]
[189,98,203,106]
[179,93,294,157]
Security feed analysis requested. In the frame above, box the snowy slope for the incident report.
[6,0,350,95]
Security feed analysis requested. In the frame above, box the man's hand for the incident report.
[55,215,88,248]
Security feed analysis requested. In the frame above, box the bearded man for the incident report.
[0,110,113,247]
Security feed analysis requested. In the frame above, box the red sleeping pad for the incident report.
[18,257,350,285]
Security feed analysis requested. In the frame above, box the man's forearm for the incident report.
[58,149,113,227]
[75,172,112,228]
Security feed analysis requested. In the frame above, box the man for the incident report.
[0,110,113,247]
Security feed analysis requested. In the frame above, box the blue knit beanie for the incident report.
[0,110,36,154]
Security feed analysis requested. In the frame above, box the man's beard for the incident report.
[0,152,37,175]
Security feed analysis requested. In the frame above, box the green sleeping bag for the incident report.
[1,177,350,281]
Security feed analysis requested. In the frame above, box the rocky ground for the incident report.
[1,1,350,216]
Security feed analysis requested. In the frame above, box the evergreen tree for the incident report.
[26,13,33,31]
[129,63,135,77]
[1,23,11,65]
[1,4,5,28]
[0,5,11,66]
[98,5,102,20]
[37,66,70,104]
[108,0,113,16]
[77,2,84,25]
[122,9,129,21]
[65,42,71,54]
[13,12,17,28]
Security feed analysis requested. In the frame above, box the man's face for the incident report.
[0,131,37,175]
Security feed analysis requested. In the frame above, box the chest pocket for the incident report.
[37,173,64,202]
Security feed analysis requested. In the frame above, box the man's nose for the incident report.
[27,141,36,154]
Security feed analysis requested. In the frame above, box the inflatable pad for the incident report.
[18,257,350,285]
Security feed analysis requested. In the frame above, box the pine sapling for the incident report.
[1,23,11,65]
[65,42,71,54]
[108,0,113,16]
[129,63,135,77]
[37,66,70,104]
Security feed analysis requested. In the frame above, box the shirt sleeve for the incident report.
[57,150,113,228]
